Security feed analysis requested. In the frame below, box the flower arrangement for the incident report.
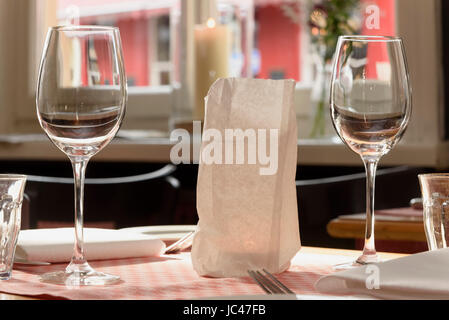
[308,0,361,62]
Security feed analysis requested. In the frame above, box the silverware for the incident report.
[164,231,195,254]
[247,269,295,295]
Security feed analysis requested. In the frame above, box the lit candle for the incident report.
[194,18,231,120]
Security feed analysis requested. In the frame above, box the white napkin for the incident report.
[315,248,449,300]
[15,228,166,263]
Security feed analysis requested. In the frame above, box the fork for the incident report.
[164,231,195,254]
[247,269,295,294]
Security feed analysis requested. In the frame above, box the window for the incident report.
[54,0,179,131]
[253,0,396,83]
[55,0,396,111]
[57,0,174,87]
[0,0,443,165]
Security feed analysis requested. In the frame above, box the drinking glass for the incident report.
[0,175,27,280]
[330,36,411,267]
[36,26,127,285]
[418,174,449,250]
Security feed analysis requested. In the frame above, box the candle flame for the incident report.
[206,18,216,28]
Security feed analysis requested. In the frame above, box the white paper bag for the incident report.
[191,78,301,277]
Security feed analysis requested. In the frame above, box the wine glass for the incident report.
[36,26,127,285]
[330,36,411,268]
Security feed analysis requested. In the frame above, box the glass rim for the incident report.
[338,35,402,42]
[50,25,119,32]
[0,174,27,180]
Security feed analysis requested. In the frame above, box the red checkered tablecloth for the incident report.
[0,250,351,300]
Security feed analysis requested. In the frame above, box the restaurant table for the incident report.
[327,207,428,253]
[0,247,406,300]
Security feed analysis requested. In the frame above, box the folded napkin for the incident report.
[315,248,449,300]
[16,228,166,263]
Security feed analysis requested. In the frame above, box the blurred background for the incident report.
[0,0,446,252]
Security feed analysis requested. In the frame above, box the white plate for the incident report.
[119,225,196,242]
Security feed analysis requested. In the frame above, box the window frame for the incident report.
[5,0,445,156]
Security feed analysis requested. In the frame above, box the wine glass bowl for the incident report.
[37,26,126,160]
[330,35,411,266]
[36,26,126,285]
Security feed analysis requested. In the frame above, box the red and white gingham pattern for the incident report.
[0,251,338,300]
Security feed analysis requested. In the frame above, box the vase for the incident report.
[309,45,339,141]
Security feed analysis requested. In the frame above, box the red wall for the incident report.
[362,0,396,36]
[256,5,301,81]
[361,0,396,79]
[79,15,151,86]
[116,18,150,86]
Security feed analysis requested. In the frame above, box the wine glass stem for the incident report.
[70,158,89,266]
[360,157,379,263]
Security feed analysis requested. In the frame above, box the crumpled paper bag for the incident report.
[191,78,301,278]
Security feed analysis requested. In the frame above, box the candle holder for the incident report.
[170,0,254,133]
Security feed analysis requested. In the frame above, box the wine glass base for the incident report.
[40,269,121,286]
[333,253,381,271]
[333,261,363,271]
